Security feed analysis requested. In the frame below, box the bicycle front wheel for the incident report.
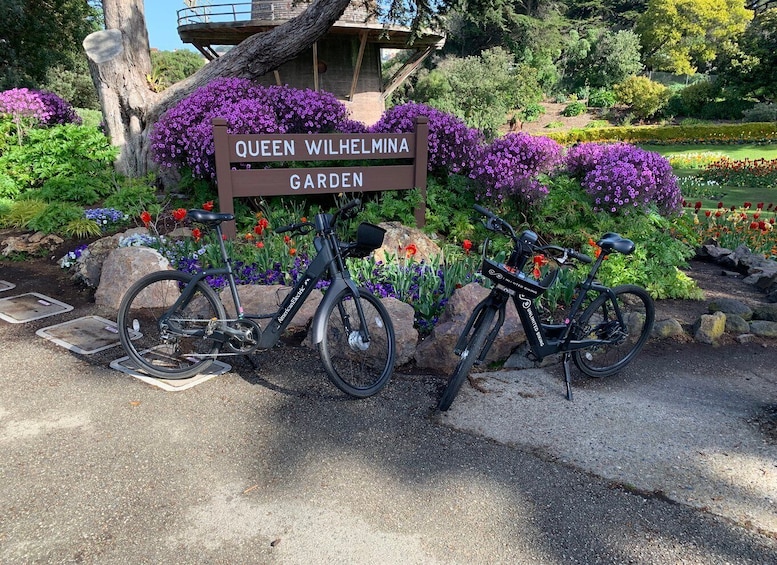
[117,270,226,380]
[438,305,498,411]
[572,284,654,378]
[318,287,395,398]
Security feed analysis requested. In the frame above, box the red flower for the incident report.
[283,235,291,244]
[172,208,187,222]
[192,228,202,242]
[202,200,214,212]
[253,225,264,236]
[140,211,152,226]
[694,201,702,210]
[532,255,549,278]
[744,202,752,209]
[256,241,264,249]
[717,202,723,209]
[462,239,473,253]
[749,221,759,229]
[704,210,711,217]
[404,243,418,257]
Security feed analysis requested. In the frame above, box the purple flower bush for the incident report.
[471,133,563,204]
[566,142,682,215]
[150,79,353,179]
[0,88,81,126]
[369,102,483,174]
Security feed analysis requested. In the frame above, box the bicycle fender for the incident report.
[310,277,358,344]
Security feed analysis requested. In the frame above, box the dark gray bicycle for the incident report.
[438,204,655,411]
[117,199,396,398]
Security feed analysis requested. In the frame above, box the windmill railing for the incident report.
[177,2,374,26]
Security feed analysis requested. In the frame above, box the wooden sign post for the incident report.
[212,117,429,238]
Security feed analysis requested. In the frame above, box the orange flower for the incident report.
[245,233,255,240]
[256,241,265,249]
[172,208,187,222]
[289,247,297,256]
[140,211,152,226]
[404,243,418,257]
[202,200,214,212]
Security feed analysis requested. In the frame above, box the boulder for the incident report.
[374,222,442,264]
[381,297,418,366]
[749,320,777,338]
[724,314,751,335]
[69,228,150,287]
[652,318,685,339]
[753,303,777,322]
[414,282,525,375]
[693,311,726,345]
[1,232,63,256]
[707,298,753,321]
[94,247,172,310]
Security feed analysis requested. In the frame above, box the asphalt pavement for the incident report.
[1,290,777,563]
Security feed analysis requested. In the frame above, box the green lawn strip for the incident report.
[641,143,777,160]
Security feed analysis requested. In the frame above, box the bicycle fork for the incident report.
[455,299,506,365]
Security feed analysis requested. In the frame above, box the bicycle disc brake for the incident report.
[224,319,262,354]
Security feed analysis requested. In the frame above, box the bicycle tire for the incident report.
[437,305,498,411]
[318,287,396,398]
[572,284,654,378]
[117,270,226,380]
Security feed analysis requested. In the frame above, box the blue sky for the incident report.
[145,2,189,51]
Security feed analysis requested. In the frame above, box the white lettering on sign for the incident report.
[304,137,409,156]
[290,172,364,190]
[235,139,296,159]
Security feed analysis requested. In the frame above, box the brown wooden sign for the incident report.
[212,117,429,238]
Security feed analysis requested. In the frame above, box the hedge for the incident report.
[541,122,777,145]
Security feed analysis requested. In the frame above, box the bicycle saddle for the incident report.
[597,232,635,255]
[187,209,235,224]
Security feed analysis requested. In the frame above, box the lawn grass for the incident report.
[642,143,777,160]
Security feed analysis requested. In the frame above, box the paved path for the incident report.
[1,286,777,563]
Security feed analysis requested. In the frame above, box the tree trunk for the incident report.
[84,0,353,178]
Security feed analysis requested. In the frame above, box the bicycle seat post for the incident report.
[214,222,243,318]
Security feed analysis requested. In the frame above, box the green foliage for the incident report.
[37,173,113,205]
[562,28,644,92]
[742,103,777,122]
[614,76,670,119]
[2,198,48,228]
[62,217,102,238]
[361,190,419,228]
[561,101,587,117]
[0,0,101,90]
[150,50,206,91]
[588,89,616,108]
[543,121,777,144]
[414,47,541,138]
[716,8,777,102]
[43,59,99,110]
[103,176,160,219]
[0,124,118,193]
[518,103,545,122]
[636,0,752,74]
[76,108,103,129]
[421,175,479,241]
[680,80,718,115]
[26,202,84,234]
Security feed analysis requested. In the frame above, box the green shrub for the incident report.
[680,80,717,115]
[62,217,102,238]
[742,103,777,122]
[26,202,84,234]
[37,173,113,205]
[0,124,117,193]
[588,89,616,108]
[545,121,564,129]
[614,76,669,120]
[561,101,587,117]
[103,177,160,219]
[518,103,545,122]
[3,198,48,228]
[699,99,755,120]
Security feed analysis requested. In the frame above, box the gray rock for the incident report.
[373,222,442,264]
[220,284,322,335]
[94,247,172,311]
[381,297,418,366]
[652,318,685,339]
[70,228,149,287]
[1,232,63,256]
[753,303,777,322]
[707,298,753,320]
[724,314,750,334]
[693,311,726,345]
[749,320,777,338]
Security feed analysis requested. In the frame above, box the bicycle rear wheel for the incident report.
[572,284,654,378]
[438,305,497,411]
[117,270,226,379]
[318,287,395,398]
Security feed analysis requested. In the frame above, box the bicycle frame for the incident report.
[160,213,369,352]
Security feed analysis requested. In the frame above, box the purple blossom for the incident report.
[565,143,682,215]
[0,88,81,126]
[150,79,355,179]
[369,102,484,174]
[470,133,562,205]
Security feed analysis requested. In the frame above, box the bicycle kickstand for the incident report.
[562,352,573,401]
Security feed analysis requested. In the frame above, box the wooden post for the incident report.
[413,116,429,227]
[212,118,237,238]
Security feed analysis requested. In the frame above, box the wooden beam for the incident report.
[313,42,319,91]
[349,30,368,100]
[382,46,435,100]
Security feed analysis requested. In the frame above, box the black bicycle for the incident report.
[117,199,396,398]
[438,204,655,411]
